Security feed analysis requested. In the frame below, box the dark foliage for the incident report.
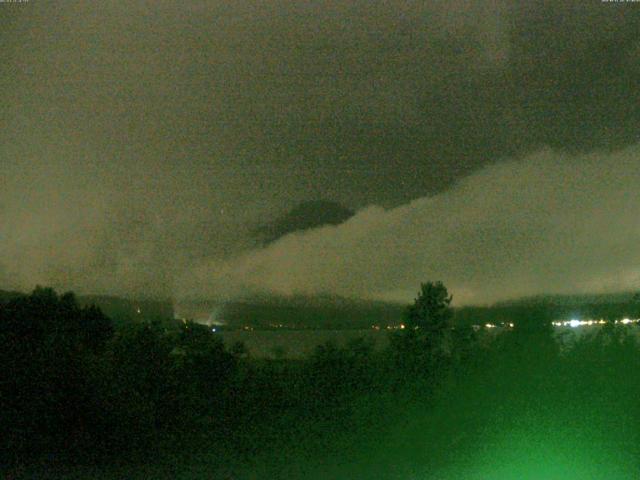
[4,283,640,479]
[0,287,113,460]
[405,281,453,333]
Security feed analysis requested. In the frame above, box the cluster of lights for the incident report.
[551,318,640,328]
[371,324,408,330]
[386,324,406,330]
[472,319,640,330]
[482,322,514,329]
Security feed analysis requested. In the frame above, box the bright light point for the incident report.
[400,324,405,329]
[211,327,217,332]
[485,323,496,329]
[621,318,631,324]
[569,319,581,328]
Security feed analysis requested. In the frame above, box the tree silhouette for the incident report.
[405,281,453,335]
[0,287,114,459]
[388,282,454,381]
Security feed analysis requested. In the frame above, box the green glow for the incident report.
[432,425,637,480]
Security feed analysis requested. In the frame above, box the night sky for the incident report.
[2,1,639,304]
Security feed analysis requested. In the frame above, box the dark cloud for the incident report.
[2,1,639,298]
[256,200,355,245]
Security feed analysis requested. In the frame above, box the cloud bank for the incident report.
[2,1,639,301]
[179,146,640,305]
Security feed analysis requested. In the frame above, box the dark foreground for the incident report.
[3,288,640,479]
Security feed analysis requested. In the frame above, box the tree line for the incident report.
[3,282,640,478]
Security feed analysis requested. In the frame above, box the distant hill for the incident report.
[5,287,640,330]
[177,293,405,329]
[0,290,25,303]
[0,289,173,324]
[77,295,174,324]
[255,200,354,245]
[202,291,640,330]
[493,291,640,307]
[454,291,640,327]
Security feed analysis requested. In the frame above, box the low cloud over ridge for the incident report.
[180,146,640,305]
